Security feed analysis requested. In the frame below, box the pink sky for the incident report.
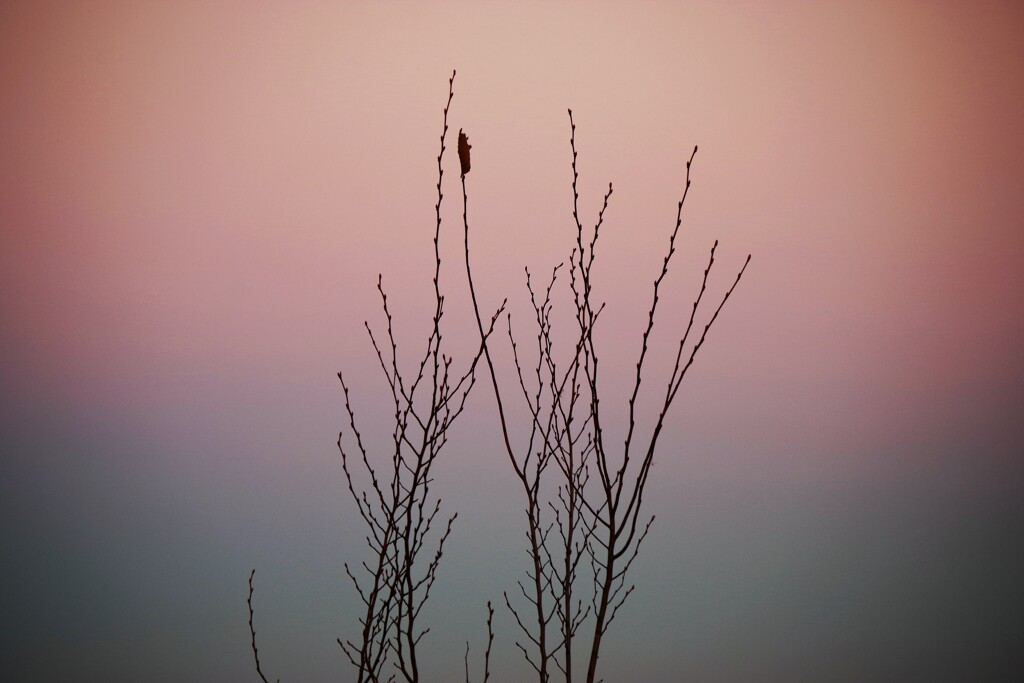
[3,1,1020,428]
[1,1,1022,680]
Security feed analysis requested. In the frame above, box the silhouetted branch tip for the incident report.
[248,569,277,683]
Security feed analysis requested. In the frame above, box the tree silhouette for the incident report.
[462,100,749,683]
[250,71,749,683]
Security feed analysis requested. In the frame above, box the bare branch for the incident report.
[248,570,279,683]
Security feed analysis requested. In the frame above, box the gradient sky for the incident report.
[1,1,1022,681]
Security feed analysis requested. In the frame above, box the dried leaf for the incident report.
[458,129,471,175]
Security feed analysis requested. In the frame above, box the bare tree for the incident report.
[250,70,501,683]
[249,73,749,683]
[462,109,750,683]
[336,69,504,683]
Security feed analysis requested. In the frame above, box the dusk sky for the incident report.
[1,1,1022,680]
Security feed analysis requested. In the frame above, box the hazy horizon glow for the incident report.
[1,1,1022,681]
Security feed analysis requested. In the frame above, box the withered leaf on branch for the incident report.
[458,129,471,175]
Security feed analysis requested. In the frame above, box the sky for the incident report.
[1,1,1022,680]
